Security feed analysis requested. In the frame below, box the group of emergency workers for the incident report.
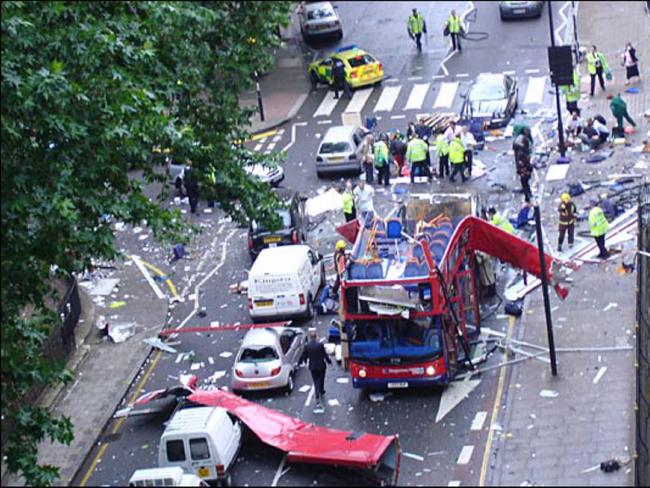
[407,8,463,53]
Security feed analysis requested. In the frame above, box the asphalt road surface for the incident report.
[75,1,571,486]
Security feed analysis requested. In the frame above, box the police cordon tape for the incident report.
[158,320,292,336]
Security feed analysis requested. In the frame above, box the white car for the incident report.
[299,2,343,42]
[316,125,368,177]
[244,162,285,187]
[129,467,209,487]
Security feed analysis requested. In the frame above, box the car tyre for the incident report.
[310,71,319,90]
[285,372,295,394]
[218,473,232,487]
[336,30,343,41]
[305,295,314,319]
[320,263,326,288]
[316,170,324,178]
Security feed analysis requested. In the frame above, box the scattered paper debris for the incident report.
[90,279,121,296]
[602,302,618,312]
[336,377,349,384]
[539,389,559,398]
[369,392,390,402]
[219,352,233,358]
[327,399,340,407]
[143,337,177,353]
[108,300,127,309]
[206,371,226,383]
[403,452,424,462]
[190,363,202,371]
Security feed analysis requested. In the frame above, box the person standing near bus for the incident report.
[301,329,332,408]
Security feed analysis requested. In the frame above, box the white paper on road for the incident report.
[433,82,459,109]
[403,452,424,462]
[89,278,121,296]
[545,164,570,181]
[314,91,339,117]
[539,389,559,398]
[345,88,373,113]
[305,188,343,217]
[404,83,430,110]
[327,399,340,407]
[523,76,547,106]
[374,85,402,112]
[298,385,311,393]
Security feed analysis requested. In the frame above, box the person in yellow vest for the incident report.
[407,8,427,52]
[332,240,348,295]
[342,180,356,222]
[448,135,466,183]
[435,133,449,179]
[487,207,515,234]
[586,45,609,97]
[446,10,463,52]
[406,134,431,184]
[560,66,582,116]
[374,134,391,187]
[589,202,610,259]
[557,193,577,252]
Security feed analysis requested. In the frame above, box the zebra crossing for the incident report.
[308,74,551,121]
[251,129,285,154]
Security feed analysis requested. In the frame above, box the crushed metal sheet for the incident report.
[89,278,121,296]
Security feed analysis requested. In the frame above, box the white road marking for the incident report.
[434,81,459,108]
[448,481,461,487]
[471,411,488,431]
[593,366,608,384]
[131,255,165,299]
[271,454,288,487]
[457,445,475,465]
[408,76,423,81]
[374,85,402,112]
[345,87,373,113]
[254,143,263,151]
[555,1,571,45]
[523,76,547,105]
[384,78,400,83]
[282,122,308,152]
[314,91,339,117]
[263,150,271,155]
[456,73,469,78]
[403,83,430,110]
[416,113,430,120]
[503,70,516,75]
[267,142,276,151]
[304,385,314,406]
[272,134,282,143]
[525,68,541,74]
[317,119,332,125]
[432,74,446,80]
[390,114,406,119]
[403,452,424,461]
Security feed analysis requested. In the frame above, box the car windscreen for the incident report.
[347,55,373,68]
[307,6,334,20]
[253,209,291,232]
[240,346,279,363]
[319,141,351,154]
[469,83,506,101]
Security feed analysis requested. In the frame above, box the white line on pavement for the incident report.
[555,1,571,45]
[434,81,459,108]
[282,122,308,153]
[456,73,469,78]
[390,114,406,119]
[525,68,541,74]
[592,366,608,384]
[254,143,263,152]
[448,482,461,487]
[304,385,314,406]
[263,150,271,155]
[432,74,446,80]
[317,120,332,125]
[267,142,276,151]
[407,76,423,81]
[457,445,475,465]
[374,85,402,112]
[131,255,165,300]
[345,88,373,113]
[313,91,339,117]
[384,78,400,83]
[471,411,488,431]
[523,76,547,105]
[403,83,430,110]
[271,454,288,487]
[503,70,516,75]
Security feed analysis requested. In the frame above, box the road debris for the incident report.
[143,337,177,353]
[402,452,424,462]
[108,322,136,343]
[602,302,618,312]
[539,389,559,398]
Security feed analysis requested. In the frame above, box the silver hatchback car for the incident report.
[316,125,368,177]
[231,327,306,394]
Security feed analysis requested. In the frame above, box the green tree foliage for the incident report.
[1,1,290,484]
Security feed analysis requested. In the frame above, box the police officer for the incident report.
[435,133,449,179]
[183,160,199,214]
[407,8,427,51]
[487,207,515,234]
[342,180,356,222]
[589,201,610,259]
[406,133,430,183]
[561,66,582,115]
[332,58,351,99]
[557,193,577,252]
[374,134,391,186]
[448,135,466,183]
[300,329,332,408]
[446,9,463,52]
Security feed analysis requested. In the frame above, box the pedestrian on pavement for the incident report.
[608,93,637,132]
[374,134,391,187]
[587,45,609,96]
[332,58,351,100]
[435,133,450,179]
[183,160,200,214]
[513,126,532,158]
[361,134,375,183]
[622,41,641,85]
[407,8,427,52]
[557,193,577,252]
[560,65,582,115]
[406,133,431,183]
[487,207,515,234]
[589,201,610,259]
[342,180,356,222]
[448,134,466,183]
[446,10,463,52]
[461,125,476,177]
[300,329,331,408]
[353,179,375,221]
[389,131,407,174]
[515,140,533,203]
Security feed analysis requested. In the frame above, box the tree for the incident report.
[1,1,290,484]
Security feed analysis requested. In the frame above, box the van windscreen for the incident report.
[240,346,279,363]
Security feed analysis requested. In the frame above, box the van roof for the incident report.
[250,245,311,275]
[129,467,184,483]
[164,406,226,433]
[322,125,357,142]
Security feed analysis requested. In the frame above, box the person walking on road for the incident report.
[361,134,375,184]
[446,10,463,52]
[183,160,200,214]
[300,329,331,408]
[435,133,449,179]
[407,8,427,52]
[406,133,431,183]
[622,41,641,85]
[353,180,375,221]
[332,58,351,100]
[609,93,637,132]
[557,193,577,252]
[586,45,609,97]
[374,134,391,187]
[589,201,610,259]
[461,125,476,177]
[560,65,582,116]
[448,135,466,183]
[342,180,356,223]
[389,131,407,174]
[513,130,533,202]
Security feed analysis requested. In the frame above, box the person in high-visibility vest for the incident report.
[586,45,609,97]
[589,203,610,259]
[374,134,391,187]
[342,180,356,222]
[406,134,431,184]
[448,135,466,183]
[446,9,463,52]
[560,66,582,115]
[407,8,427,51]
[487,207,515,234]
[435,133,449,179]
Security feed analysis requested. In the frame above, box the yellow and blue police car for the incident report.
[308,45,384,90]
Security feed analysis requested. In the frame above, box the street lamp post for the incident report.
[255,70,265,122]
[547,1,567,160]
[571,1,580,63]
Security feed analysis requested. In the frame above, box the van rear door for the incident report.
[251,274,301,314]
[188,436,217,480]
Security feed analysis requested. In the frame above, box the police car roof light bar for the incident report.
[336,44,358,53]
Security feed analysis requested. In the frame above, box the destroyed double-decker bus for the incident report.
[336,193,567,390]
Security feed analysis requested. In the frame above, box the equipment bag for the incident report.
[443,25,450,36]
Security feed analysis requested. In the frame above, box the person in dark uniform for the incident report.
[332,59,351,99]
[300,329,332,407]
[183,160,199,214]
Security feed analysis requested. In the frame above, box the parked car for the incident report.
[499,1,544,20]
[244,162,284,187]
[299,1,342,42]
[316,125,369,177]
[460,73,518,129]
[248,189,306,259]
[129,467,209,487]
[159,406,241,486]
[232,326,306,394]
[248,245,325,321]
[308,45,383,90]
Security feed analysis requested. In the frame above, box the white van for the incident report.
[129,467,208,486]
[159,406,241,487]
[248,245,325,321]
